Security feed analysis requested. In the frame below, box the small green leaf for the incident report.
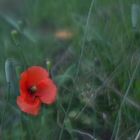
[5,59,14,83]
[131,4,140,29]
[55,64,76,86]
[5,58,19,95]
[11,30,19,45]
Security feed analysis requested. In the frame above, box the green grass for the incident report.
[0,0,140,140]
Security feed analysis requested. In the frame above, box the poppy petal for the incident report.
[36,78,57,104]
[25,66,49,87]
[20,71,28,96]
[17,96,41,116]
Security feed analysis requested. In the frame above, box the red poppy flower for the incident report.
[16,66,57,116]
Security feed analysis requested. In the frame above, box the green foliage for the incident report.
[0,0,140,140]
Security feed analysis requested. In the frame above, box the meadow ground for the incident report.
[0,0,140,140]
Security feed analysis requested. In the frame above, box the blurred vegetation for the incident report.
[0,0,140,140]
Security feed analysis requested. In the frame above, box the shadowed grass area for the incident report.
[0,0,140,140]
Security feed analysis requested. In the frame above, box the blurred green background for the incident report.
[0,0,140,140]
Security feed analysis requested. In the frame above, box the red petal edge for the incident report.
[36,78,57,105]
[17,96,41,116]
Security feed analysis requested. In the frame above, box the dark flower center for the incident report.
[29,86,37,94]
